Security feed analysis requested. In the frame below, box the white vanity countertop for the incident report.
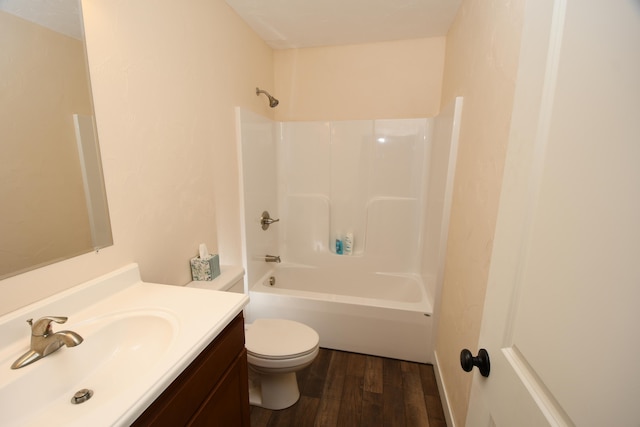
[0,264,249,427]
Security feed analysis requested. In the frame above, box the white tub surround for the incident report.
[0,264,248,427]
[238,100,462,364]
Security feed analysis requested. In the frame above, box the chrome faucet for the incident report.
[264,254,281,263]
[11,316,83,369]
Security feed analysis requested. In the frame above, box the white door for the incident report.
[465,1,640,426]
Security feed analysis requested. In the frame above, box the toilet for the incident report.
[188,266,319,410]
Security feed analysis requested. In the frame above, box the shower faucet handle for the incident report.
[260,211,280,230]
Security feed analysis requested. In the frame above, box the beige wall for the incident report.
[273,37,445,121]
[0,12,93,277]
[0,0,274,316]
[434,0,525,425]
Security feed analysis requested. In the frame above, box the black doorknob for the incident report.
[460,348,490,377]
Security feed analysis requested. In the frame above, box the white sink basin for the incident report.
[0,311,176,423]
[0,264,248,426]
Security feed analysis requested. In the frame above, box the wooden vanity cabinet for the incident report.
[132,313,250,427]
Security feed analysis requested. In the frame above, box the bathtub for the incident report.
[245,264,434,363]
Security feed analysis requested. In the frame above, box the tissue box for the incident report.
[190,253,220,281]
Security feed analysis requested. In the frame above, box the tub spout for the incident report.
[265,255,281,263]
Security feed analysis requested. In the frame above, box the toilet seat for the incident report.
[248,346,317,360]
[246,318,319,363]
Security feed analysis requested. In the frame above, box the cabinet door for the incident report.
[189,349,250,427]
[132,314,248,426]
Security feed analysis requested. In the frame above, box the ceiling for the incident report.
[0,0,81,39]
[224,0,462,49]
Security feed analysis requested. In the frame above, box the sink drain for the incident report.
[71,388,93,404]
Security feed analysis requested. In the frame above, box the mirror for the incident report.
[0,0,113,280]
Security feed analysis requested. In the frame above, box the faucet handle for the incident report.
[260,211,280,230]
[29,316,68,336]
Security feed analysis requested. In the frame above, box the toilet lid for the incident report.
[246,319,319,360]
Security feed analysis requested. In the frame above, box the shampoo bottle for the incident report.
[335,233,343,255]
[344,232,353,255]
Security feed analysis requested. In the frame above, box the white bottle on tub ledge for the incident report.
[343,232,353,255]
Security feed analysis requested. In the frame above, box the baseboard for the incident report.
[433,350,456,427]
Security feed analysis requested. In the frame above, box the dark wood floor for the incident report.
[250,348,447,427]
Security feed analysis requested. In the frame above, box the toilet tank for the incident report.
[188,265,245,293]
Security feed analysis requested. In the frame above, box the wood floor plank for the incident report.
[302,348,332,398]
[382,357,407,426]
[346,351,367,377]
[419,363,440,396]
[419,364,447,426]
[266,397,317,427]
[382,382,406,426]
[250,405,272,427]
[314,350,349,426]
[427,418,448,427]
[364,355,384,393]
[322,350,349,401]
[313,398,341,427]
[361,389,384,426]
[426,394,447,423]
[266,409,293,427]
[289,395,320,427]
[337,352,367,425]
[401,361,430,427]
[383,357,403,388]
[337,370,363,426]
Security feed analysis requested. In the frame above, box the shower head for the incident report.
[256,87,279,108]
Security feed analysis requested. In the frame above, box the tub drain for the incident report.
[71,388,93,404]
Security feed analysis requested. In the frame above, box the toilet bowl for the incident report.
[187,266,319,410]
[245,318,319,409]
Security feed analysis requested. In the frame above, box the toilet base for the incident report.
[248,368,300,410]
